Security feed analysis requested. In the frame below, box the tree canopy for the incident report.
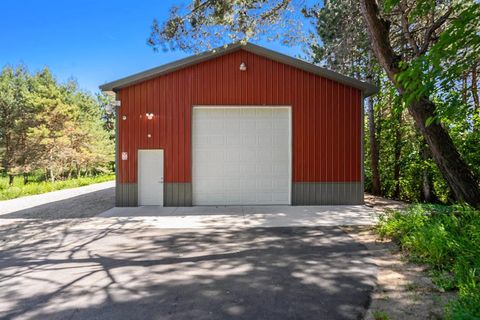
[0,65,114,183]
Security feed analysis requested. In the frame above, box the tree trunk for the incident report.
[472,63,479,122]
[407,98,480,206]
[23,173,28,185]
[360,0,480,208]
[49,168,55,183]
[368,96,381,195]
[420,142,439,203]
[3,132,13,185]
[393,112,402,199]
[462,73,468,105]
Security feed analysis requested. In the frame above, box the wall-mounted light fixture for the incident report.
[122,115,127,120]
[147,133,152,138]
[146,112,154,120]
[239,62,247,71]
[105,104,114,114]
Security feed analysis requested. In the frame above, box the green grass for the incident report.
[372,310,390,320]
[0,174,115,200]
[376,204,480,319]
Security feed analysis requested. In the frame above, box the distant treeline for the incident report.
[0,65,115,184]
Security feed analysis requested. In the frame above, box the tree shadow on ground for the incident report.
[0,220,377,320]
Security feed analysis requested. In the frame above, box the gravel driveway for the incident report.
[0,181,115,219]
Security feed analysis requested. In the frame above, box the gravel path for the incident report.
[0,181,115,219]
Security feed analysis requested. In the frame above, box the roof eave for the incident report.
[99,43,244,92]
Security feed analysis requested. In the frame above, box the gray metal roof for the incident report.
[99,42,377,97]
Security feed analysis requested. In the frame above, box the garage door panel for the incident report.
[273,163,289,175]
[254,108,273,118]
[240,151,257,162]
[239,178,257,190]
[223,163,242,176]
[255,122,273,131]
[241,121,259,131]
[225,182,242,191]
[194,163,222,177]
[240,135,256,145]
[241,192,257,202]
[192,107,291,205]
[273,134,289,144]
[256,179,274,189]
[256,193,274,203]
[239,165,257,177]
[273,178,289,188]
[224,149,241,161]
[273,147,289,159]
[225,135,242,146]
[257,135,273,145]
[256,148,274,160]
[195,178,224,189]
[272,192,290,202]
[196,149,224,162]
[256,163,273,175]
[274,118,290,128]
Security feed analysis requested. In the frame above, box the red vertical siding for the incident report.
[118,49,362,184]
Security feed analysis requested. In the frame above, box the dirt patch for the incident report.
[364,193,406,212]
[343,195,456,320]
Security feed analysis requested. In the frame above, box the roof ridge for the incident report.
[99,42,377,97]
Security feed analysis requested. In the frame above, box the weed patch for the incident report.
[376,204,480,319]
[0,174,114,200]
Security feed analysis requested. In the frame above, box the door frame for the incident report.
[191,105,292,205]
[137,149,164,206]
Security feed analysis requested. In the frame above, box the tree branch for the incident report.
[419,7,453,55]
[360,0,402,83]
[399,1,419,55]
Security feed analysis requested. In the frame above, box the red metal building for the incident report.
[100,43,376,206]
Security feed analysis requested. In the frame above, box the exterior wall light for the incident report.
[146,112,154,120]
[105,104,115,114]
[122,115,127,120]
[239,62,247,71]
[147,133,152,138]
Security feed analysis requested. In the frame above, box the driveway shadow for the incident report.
[0,222,377,320]
[0,187,115,219]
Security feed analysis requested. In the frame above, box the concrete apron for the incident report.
[97,205,378,229]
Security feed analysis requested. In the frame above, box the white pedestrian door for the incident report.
[138,150,164,206]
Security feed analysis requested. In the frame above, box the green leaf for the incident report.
[425,116,436,127]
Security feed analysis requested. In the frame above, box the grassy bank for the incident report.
[376,204,480,319]
[0,174,115,200]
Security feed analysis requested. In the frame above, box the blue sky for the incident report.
[0,0,306,93]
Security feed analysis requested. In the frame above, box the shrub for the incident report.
[376,204,480,319]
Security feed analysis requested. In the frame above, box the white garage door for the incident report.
[192,107,291,205]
